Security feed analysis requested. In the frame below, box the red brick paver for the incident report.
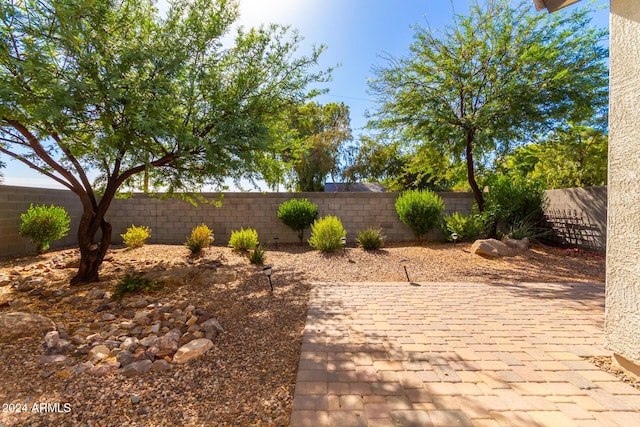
[290,282,640,426]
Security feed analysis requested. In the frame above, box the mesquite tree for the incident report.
[0,0,329,284]
[368,0,608,211]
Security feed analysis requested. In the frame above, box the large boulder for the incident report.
[0,312,56,342]
[173,338,214,364]
[502,237,530,252]
[471,239,516,259]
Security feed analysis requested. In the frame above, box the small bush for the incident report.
[395,189,445,239]
[121,224,151,249]
[356,227,385,250]
[186,224,214,254]
[229,227,259,251]
[441,212,483,242]
[112,273,163,300]
[277,198,319,242]
[19,204,71,253]
[308,215,346,253]
[484,174,548,236]
[248,243,268,265]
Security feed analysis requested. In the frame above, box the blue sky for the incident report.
[1,0,609,189]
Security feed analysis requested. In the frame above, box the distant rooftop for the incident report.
[324,182,385,192]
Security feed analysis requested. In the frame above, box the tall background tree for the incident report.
[0,0,329,284]
[277,102,351,191]
[366,0,608,207]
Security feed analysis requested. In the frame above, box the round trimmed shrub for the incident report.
[356,227,385,250]
[308,215,346,253]
[277,198,319,242]
[228,227,259,251]
[395,189,445,239]
[186,224,214,254]
[18,204,71,253]
[121,224,151,249]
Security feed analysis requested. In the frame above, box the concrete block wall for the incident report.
[0,186,83,256]
[543,187,607,251]
[0,186,475,256]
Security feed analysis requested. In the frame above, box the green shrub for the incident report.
[277,198,319,242]
[112,273,163,300]
[441,212,483,242]
[308,215,346,253]
[121,224,151,249]
[18,204,71,253]
[229,227,259,251]
[186,224,214,254]
[394,189,445,238]
[484,174,548,237]
[356,227,385,250]
[248,243,268,265]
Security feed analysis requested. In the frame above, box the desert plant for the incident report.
[441,212,483,242]
[248,243,269,265]
[186,224,214,254]
[483,174,548,237]
[112,273,163,300]
[229,227,259,251]
[120,224,151,249]
[277,198,319,242]
[356,227,385,250]
[18,204,71,253]
[395,189,445,239]
[308,215,347,253]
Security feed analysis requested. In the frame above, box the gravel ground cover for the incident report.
[0,242,605,426]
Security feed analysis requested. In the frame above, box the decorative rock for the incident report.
[179,332,196,346]
[0,275,11,287]
[173,338,214,364]
[186,316,198,326]
[117,350,135,367]
[71,335,87,345]
[87,288,106,300]
[119,321,135,330]
[151,359,172,372]
[36,355,68,364]
[120,337,140,352]
[131,395,141,405]
[44,331,60,350]
[140,335,158,348]
[200,318,224,340]
[502,237,530,252]
[0,312,56,342]
[87,362,120,376]
[133,311,150,325]
[88,344,110,364]
[471,239,516,259]
[118,360,152,377]
[102,313,117,321]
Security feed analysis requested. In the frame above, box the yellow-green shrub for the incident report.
[121,225,151,249]
[186,224,214,254]
[228,227,259,251]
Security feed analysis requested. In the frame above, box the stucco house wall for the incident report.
[605,0,640,371]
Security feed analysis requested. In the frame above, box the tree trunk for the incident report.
[70,210,112,285]
[465,129,484,212]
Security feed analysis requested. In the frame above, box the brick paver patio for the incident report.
[290,281,640,426]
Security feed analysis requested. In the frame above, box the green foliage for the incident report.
[368,0,608,211]
[356,227,385,250]
[502,124,608,189]
[229,227,259,251]
[483,175,548,237]
[277,198,319,242]
[112,273,163,300]
[441,212,483,242]
[18,204,71,253]
[186,224,214,254]
[0,0,330,284]
[394,190,445,238]
[308,215,347,253]
[121,225,151,249]
[278,102,352,191]
[248,243,268,265]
